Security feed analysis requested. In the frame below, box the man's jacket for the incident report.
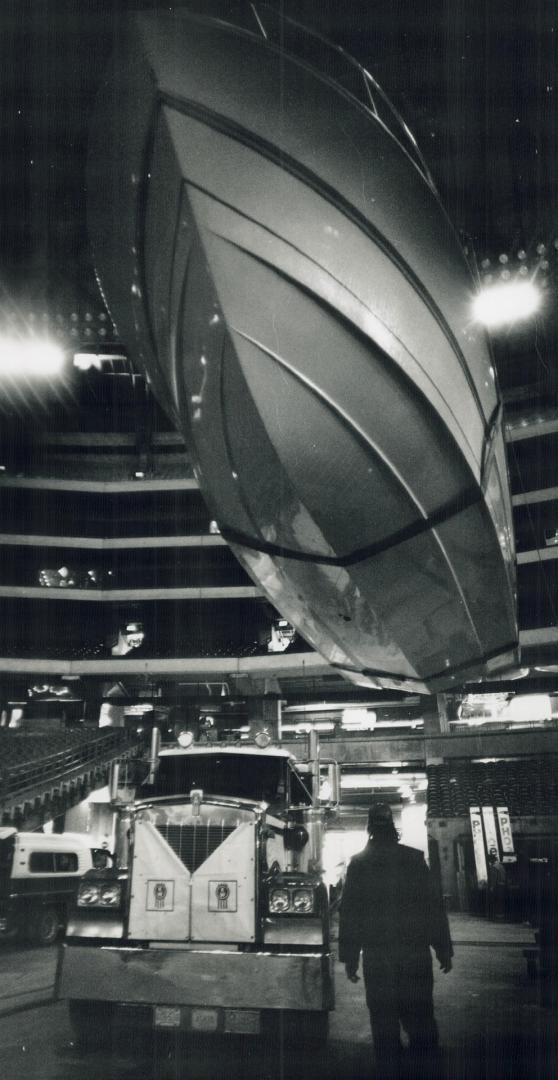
[338,839,453,970]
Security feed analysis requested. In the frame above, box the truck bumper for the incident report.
[59,943,334,1012]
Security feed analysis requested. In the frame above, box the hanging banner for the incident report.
[469,806,488,886]
[496,807,516,861]
[481,806,500,862]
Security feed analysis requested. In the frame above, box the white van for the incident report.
[0,829,111,945]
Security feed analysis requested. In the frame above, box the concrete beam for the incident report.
[0,534,226,550]
[0,585,261,601]
[282,727,558,765]
[0,477,198,493]
[512,485,558,507]
[0,651,334,678]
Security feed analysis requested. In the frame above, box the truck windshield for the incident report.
[152,753,311,806]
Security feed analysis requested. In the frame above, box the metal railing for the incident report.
[0,727,139,804]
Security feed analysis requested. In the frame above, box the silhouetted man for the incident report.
[339,803,453,1077]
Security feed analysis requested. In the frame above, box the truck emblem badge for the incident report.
[154,882,167,908]
[146,879,175,911]
[208,880,238,912]
[216,883,230,909]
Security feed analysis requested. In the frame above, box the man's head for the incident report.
[367,801,398,842]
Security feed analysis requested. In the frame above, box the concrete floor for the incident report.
[0,914,555,1079]
[331,914,555,1078]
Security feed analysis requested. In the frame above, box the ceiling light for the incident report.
[267,619,296,653]
[341,775,407,789]
[0,337,65,376]
[73,352,103,371]
[472,281,541,328]
[341,708,376,730]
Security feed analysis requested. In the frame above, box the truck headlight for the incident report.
[292,888,314,913]
[269,888,290,913]
[78,883,101,906]
[78,880,122,908]
[99,883,122,907]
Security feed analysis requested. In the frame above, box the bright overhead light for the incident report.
[472,281,541,328]
[341,775,407,789]
[73,352,103,371]
[0,337,64,376]
[341,708,376,730]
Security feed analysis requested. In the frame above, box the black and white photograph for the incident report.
[0,2,556,1077]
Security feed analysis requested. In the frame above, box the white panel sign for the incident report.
[496,807,515,855]
[191,821,256,942]
[482,806,499,861]
[469,806,488,886]
[128,818,191,940]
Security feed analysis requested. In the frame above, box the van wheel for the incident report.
[31,906,61,946]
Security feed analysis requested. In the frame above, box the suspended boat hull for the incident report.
[87,10,518,692]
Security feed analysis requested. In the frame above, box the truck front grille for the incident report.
[156,823,237,872]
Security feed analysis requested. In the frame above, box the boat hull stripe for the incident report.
[220,484,481,567]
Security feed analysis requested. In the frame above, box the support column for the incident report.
[423,694,450,765]
[423,694,451,736]
[246,695,282,742]
[424,695,455,904]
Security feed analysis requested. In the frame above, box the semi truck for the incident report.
[58,725,343,1047]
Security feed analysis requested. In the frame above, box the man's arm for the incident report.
[338,859,363,979]
[424,858,453,972]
